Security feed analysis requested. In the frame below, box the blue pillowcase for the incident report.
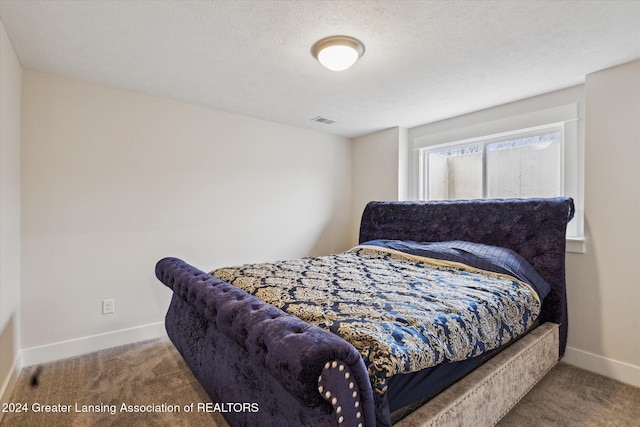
[361,239,552,301]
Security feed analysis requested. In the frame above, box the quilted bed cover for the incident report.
[212,242,545,399]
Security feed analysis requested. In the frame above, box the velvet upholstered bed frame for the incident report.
[156,197,574,427]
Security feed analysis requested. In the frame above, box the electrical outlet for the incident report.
[102,299,115,315]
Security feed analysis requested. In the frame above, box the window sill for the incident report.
[566,237,586,254]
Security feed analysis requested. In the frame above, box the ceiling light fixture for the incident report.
[311,35,365,71]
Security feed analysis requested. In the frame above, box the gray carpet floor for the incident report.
[2,338,638,426]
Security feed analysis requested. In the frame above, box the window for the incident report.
[420,125,563,201]
[409,101,583,249]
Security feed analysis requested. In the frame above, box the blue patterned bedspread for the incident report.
[212,245,541,395]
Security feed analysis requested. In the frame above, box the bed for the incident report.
[155,197,574,427]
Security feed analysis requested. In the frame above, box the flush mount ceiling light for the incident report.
[311,35,365,71]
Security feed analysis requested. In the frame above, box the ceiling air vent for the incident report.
[311,116,336,125]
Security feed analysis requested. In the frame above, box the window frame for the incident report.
[418,122,565,200]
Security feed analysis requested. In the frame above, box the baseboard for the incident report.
[564,346,640,388]
[0,351,23,422]
[21,322,167,367]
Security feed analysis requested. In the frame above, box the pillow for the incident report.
[361,239,552,301]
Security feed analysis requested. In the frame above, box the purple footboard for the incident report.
[156,258,376,427]
[156,197,574,427]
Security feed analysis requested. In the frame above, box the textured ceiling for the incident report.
[1,0,639,138]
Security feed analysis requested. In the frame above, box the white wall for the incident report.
[0,19,22,404]
[20,70,352,363]
[350,127,407,243]
[563,60,640,386]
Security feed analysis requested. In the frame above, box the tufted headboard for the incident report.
[359,197,575,357]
